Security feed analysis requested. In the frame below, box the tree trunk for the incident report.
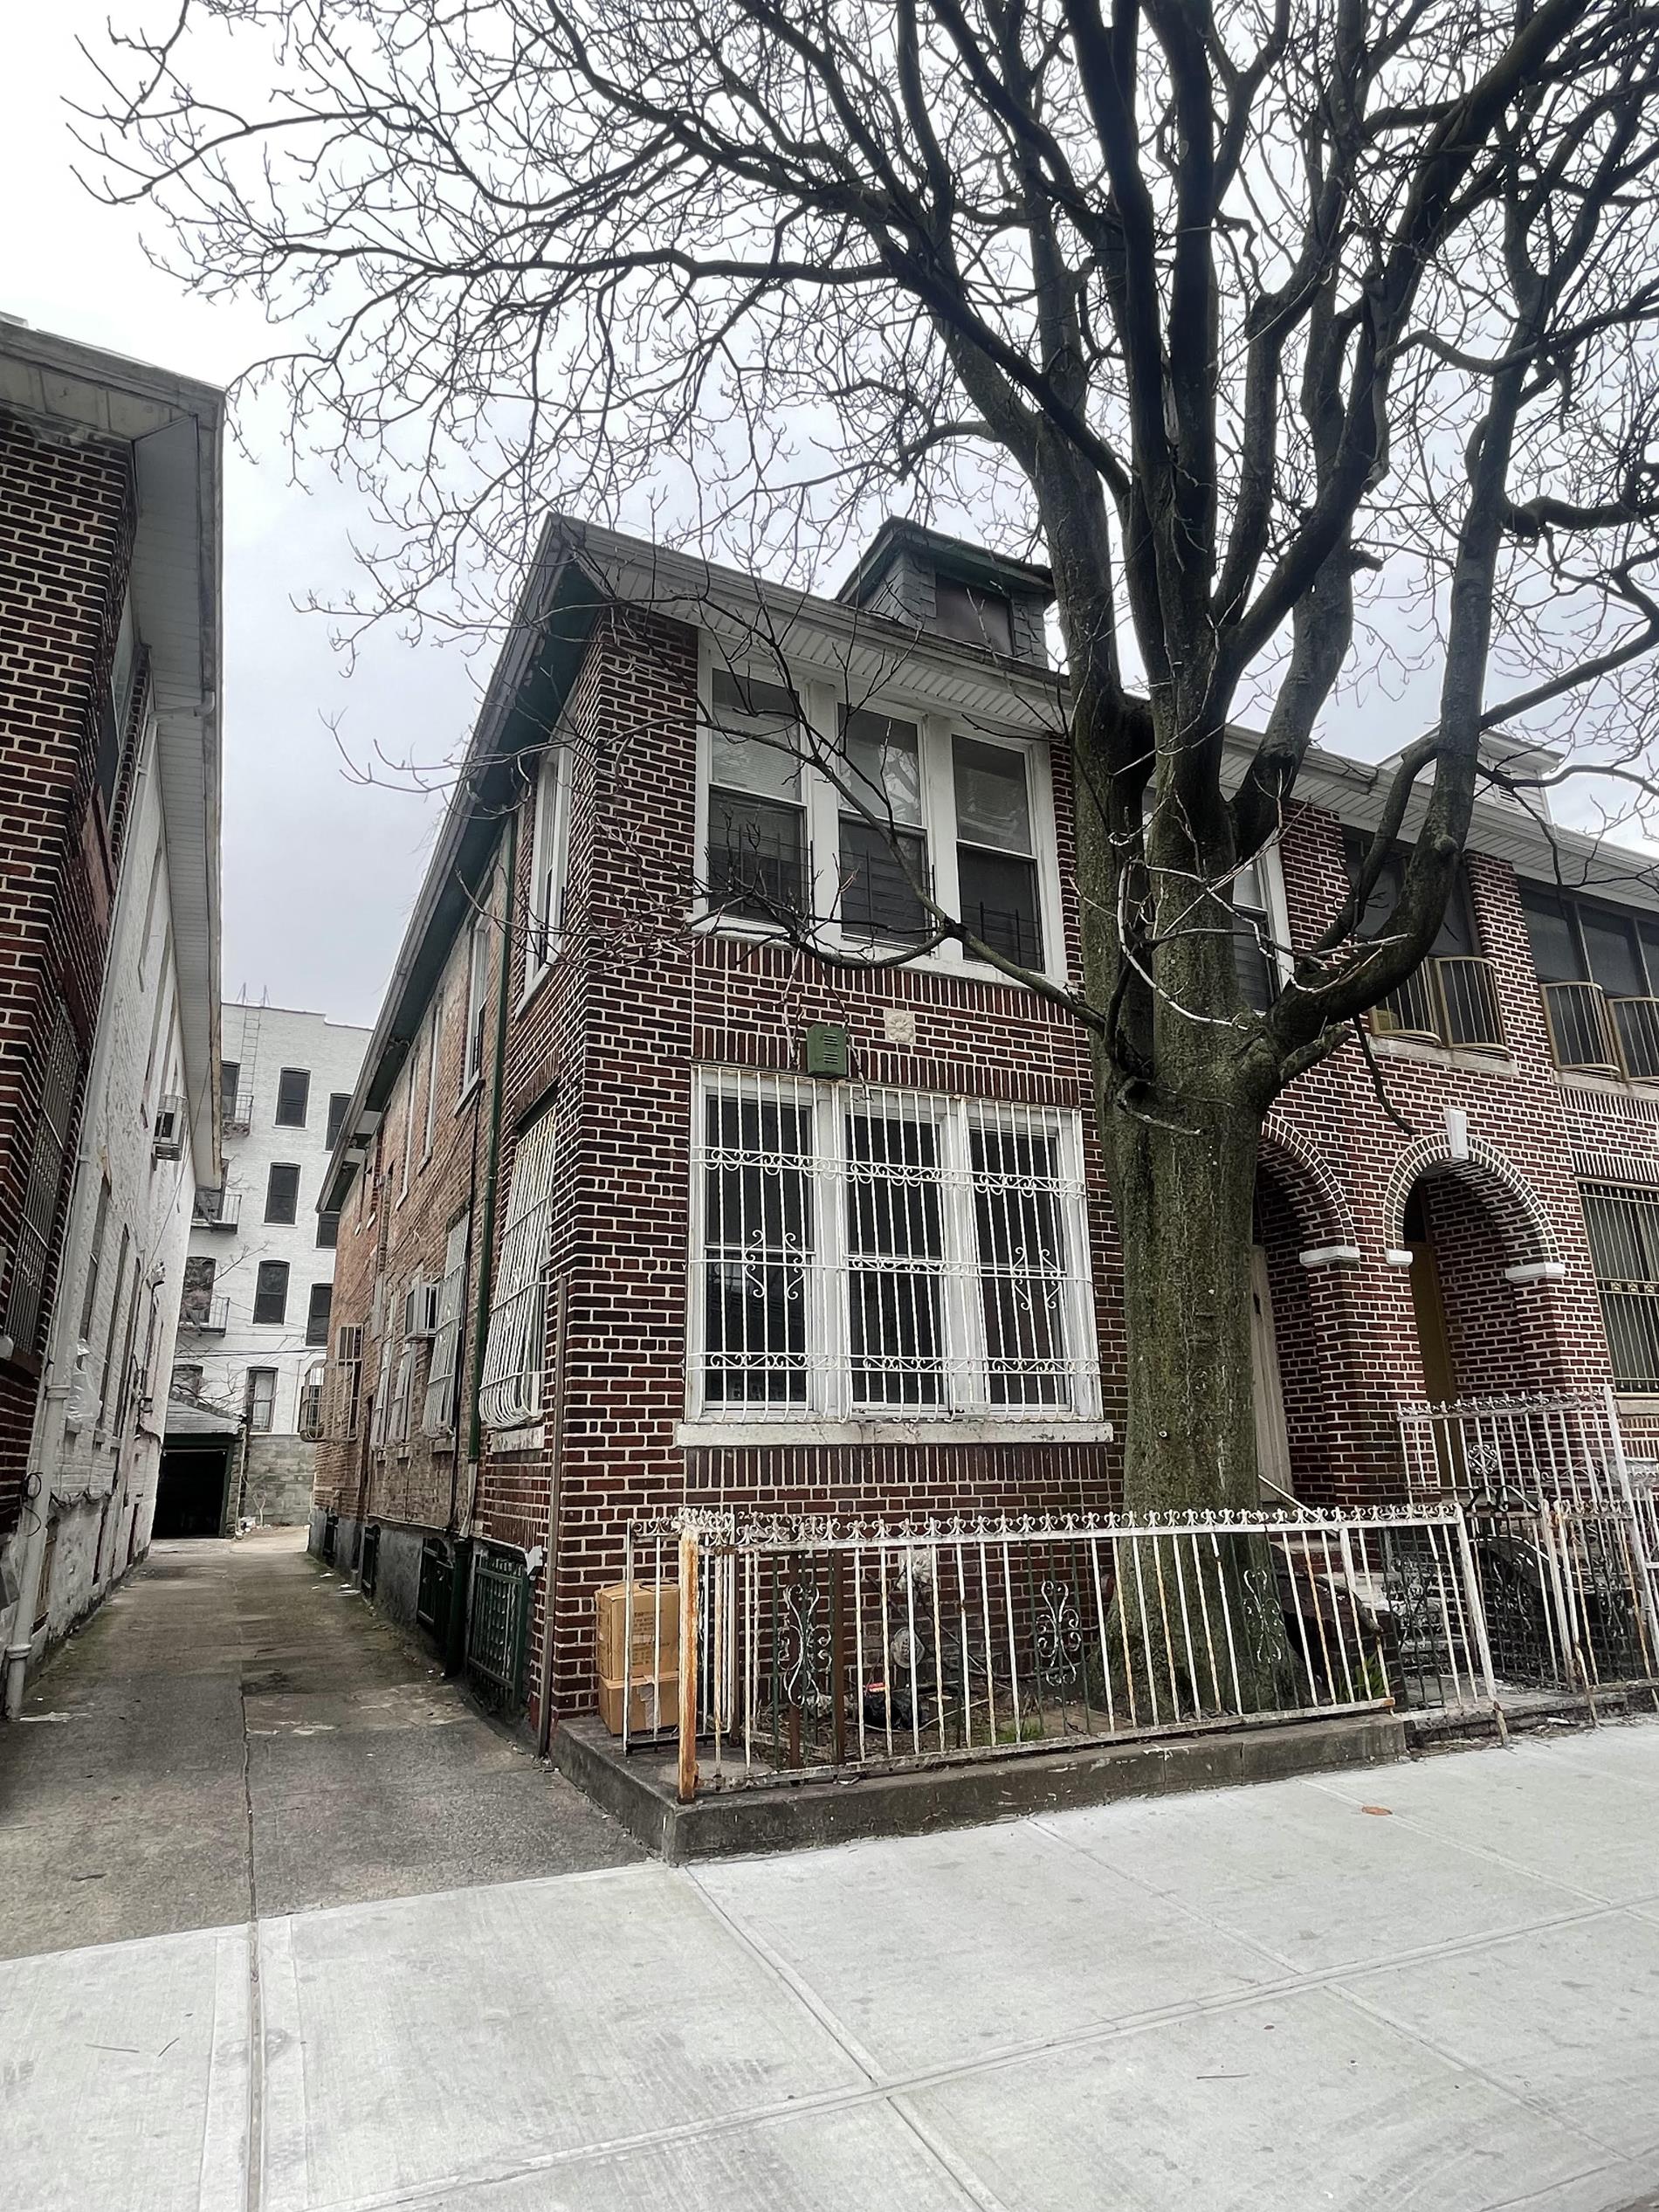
[1104,1078,1265,1517]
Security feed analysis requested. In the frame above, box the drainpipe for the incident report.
[451,807,519,1671]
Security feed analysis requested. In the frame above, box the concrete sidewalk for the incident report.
[9,1717,1659,2210]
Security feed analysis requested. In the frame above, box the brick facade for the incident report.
[0,409,135,1540]
[314,524,1652,1744]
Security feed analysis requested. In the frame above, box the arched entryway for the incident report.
[1252,1122,1362,1505]
[1388,1140,1564,1403]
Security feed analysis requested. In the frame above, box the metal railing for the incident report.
[222,1088,254,1134]
[621,1506,1497,1801]
[1373,956,1504,1052]
[1396,1392,1659,1699]
[181,1295,230,1333]
[192,1188,241,1229]
[1537,981,1659,1082]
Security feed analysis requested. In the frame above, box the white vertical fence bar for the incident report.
[618,1503,1502,1796]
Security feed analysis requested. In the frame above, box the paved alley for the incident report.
[0,1530,637,1959]
[7,1536,1659,2211]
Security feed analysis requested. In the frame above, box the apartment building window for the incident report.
[692,1072,1097,1420]
[934,578,1013,656]
[385,1309,416,1447]
[706,669,808,922]
[423,995,443,1154]
[298,1363,326,1439]
[246,1368,277,1433]
[1342,837,1500,1051]
[953,738,1042,968]
[423,1214,469,1435]
[316,1209,341,1250]
[478,1104,558,1430]
[79,1176,112,1345]
[838,710,928,942]
[527,739,573,973]
[369,1332,395,1448]
[331,1324,365,1440]
[399,1061,415,1202]
[171,1362,203,1402]
[265,1163,300,1224]
[325,1092,351,1148]
[306,1281,333,1347]
[5,1003,79,1355]
[253,1261,290,1326]
[462,914,491,1093]
[182,1253,215,1325]
[1522,884,1659,1080]
[98,1226,132,1430]
[220,1059,240,1125]
[275,1068,311,1127]
[1579,1182,1659,1392]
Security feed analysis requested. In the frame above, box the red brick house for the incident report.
[310,516,1657,1733]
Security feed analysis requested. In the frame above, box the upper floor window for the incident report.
[527,740,573,975]
[706,670,808,923]
[306,1281,333,1347]
[246,1367,277,1432]
[953,738,1042,968]
[265,1162,300,1224]
[478,1104,559,1430]
[1521,884,1659,1080]
[838,710,928,943]
[325,1092,351,1149]
[252,1262,289,1326]
[692,1072,1097,1423]
[462,913,491,1093]
[934,579,1013,656]
[275,1068,311,1127]
[316,1209,341,1250]
[1343,836,1501,1054]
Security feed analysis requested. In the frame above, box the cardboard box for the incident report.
[595,1581,680,1682]
[598,1671,679,1737]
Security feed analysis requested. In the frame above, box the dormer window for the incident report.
[934,578,1013,656]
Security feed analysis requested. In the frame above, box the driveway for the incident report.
[4,1535,1659,2209]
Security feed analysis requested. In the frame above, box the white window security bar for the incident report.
[479,1105,559,1430]
[619,1505,1499,1796]
[330,1323,364,1442]
[423,1216,469,1436]
[692,1069,1098,1422]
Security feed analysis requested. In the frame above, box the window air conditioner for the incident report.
[153,1094,186,1160]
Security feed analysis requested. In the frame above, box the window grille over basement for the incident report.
[693,1071,1098,1419]
[478,1106,559,1430]
[1580,1180,1659,1392]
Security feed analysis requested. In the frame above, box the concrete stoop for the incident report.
[551,1706,1412,1863]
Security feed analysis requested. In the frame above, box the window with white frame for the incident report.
[953,737,1043,968]
[331,1323,364,1441]
[386,1308,416,1448]
[1231,852,1279,1012]
[423,1215,469,1435]
[423,993,443,1155]
[462,912,491,1093]
[368,1333,395,1448]
[706,670,808,922]
[527,739,573,973]
[478,1104,559,1430]
[692,1071,1096,1421]
[836,709,929,942]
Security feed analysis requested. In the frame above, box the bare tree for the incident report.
[91,0,1659,1512]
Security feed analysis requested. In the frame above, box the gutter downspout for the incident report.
[452,808,519,1670]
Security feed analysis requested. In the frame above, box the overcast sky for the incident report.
[3,3,478,1029]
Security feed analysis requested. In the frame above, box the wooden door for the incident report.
[1250,1245,1295,1504]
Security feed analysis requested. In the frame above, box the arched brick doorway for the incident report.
[1392,1152,1563,1402]
[1253,1123,1362,1506]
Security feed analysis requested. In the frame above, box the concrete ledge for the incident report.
[552,1708,1410,1864]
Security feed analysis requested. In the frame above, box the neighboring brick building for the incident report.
[311,515,1659,1738]
[0,320,224,1706]
[168,1001,369,1531]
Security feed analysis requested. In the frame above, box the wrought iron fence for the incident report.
[466,1545,531,1712]
[622,1506,1497,1799]
[1396,1391,1659,1698]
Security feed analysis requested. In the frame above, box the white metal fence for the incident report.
[1396,1391,1659,1697]
[622,1505,1497,1799]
